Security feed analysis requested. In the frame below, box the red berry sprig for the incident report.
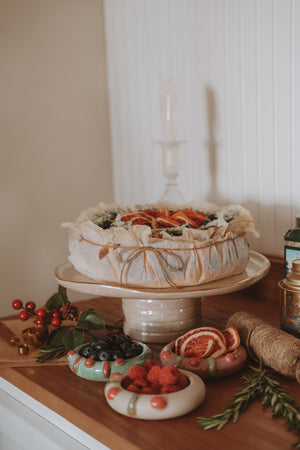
[11,299,47,325]
[11,298,64,328]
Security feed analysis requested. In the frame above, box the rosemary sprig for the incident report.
[197,365,300,448]
[36,346,67,363]
[197,365,264,430]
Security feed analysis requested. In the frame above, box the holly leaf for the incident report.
[63,328,84,350]
[45,292,64,311]
[77,310,105,331]
[47,326,69,346]
[58,285,69,304]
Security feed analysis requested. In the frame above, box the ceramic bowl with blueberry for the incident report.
[67,334,153,382]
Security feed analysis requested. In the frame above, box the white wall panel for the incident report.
[256,0,275,252]
[104,0,300,257]
[293,0,300,222]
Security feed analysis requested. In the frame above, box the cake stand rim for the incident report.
[54,251,270,299]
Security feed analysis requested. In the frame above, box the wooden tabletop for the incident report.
[1,257,299,450]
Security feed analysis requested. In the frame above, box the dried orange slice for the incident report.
[170,212,199,228]
[154,208,171,218]
[131,217,152,226]
[156,217,181,228]
[174,327,221,353]
[182,210,209,226]
[143,209,156,217]
[222,326,241,352]
[174,329,199,354]
[121,211,157,228]
[120,212,142,221]
[209,336,227,358]
[175,326,227,359]
[186,327,227,358]
[178,333,216,358]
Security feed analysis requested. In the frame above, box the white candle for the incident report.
[160,79,177,143]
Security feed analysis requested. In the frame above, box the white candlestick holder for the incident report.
[156,140,186,204]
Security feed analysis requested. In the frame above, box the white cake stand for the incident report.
[55,251,270,344]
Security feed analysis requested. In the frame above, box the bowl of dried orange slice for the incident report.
[159,326,247,379]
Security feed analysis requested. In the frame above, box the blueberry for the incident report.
[94,341,109,351]
[120,341,130,351]
[89,339,98,349]
[87,350,98,359]
[79,345,93,357]
[97,350,112,361]
[110,334,119,340]
[109,334,122,346]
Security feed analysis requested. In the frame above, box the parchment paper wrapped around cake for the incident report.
[62,201,258,289]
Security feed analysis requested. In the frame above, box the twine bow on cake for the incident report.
[80,236,190,288]
[118,245,184,288]
[79,235,187,288]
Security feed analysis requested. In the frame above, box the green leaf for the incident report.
[45,292,64,311]
[47,326,69,346]
[63,328,84,350]
[58,285,69,304]
[77,310,105,331]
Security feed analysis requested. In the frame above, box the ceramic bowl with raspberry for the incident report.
[104,359,206,420]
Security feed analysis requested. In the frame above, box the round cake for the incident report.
[62,201,258,289]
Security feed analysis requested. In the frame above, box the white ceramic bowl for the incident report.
[104,369,206,420]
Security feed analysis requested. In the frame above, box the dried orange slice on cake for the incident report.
[170,212,199,229]
[182,210,209,226]
[154,208,171,218]
[156,217,181,228]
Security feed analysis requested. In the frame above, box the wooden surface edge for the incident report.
[0,367,140,450]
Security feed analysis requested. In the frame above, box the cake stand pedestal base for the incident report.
[122,298,202,344]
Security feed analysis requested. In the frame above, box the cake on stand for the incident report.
[56,81,269,344]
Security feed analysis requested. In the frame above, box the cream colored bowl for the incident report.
[104,369,206,420]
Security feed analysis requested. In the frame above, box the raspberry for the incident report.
[133,378,150,388]
[176,372,189,389]
[140,387,155,395]
[128,365,147,380]
[160,385,171,394]
[167,385,181,393]
[158,365,180,385]
[147,365,162,383]
[127,384,141,393]
[150,381,161,393]
[160,384,181,394]
[122,376,132,389]
[144,359,162,372]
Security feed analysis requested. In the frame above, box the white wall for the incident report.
[0,0,113,316]
[104,0,300,257]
